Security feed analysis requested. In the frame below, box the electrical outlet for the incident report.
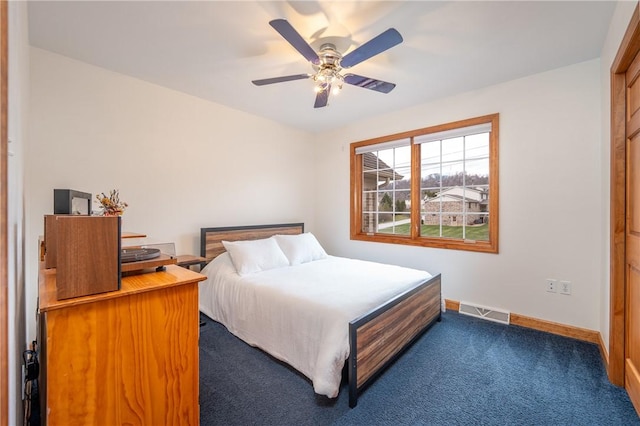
[547,279,557,293]
[560,281,572,295]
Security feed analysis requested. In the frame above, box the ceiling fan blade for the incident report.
[314,87,330,108]
[270,19,320,65]
[252,74,311,86]
[341,28,403,68]
[344,74,396,93]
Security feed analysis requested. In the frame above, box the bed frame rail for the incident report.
[348,273,442,407]
[200,223,304,261]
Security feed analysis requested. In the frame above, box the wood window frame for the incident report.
[350,113,499,253]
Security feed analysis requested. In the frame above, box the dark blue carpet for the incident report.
[199,311,639,425]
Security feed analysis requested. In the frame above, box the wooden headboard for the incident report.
[200,223,304,261]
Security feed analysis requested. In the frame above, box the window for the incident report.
[350,114,499,253]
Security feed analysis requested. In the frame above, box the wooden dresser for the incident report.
[38,265,206,425]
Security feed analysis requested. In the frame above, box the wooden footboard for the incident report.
[348,273,442,407]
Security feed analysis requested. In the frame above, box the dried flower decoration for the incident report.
[97,189,128,216]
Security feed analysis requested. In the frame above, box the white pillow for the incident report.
[222,237,289,276]
[274,232,328,265]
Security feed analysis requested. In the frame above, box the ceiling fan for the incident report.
[252,19,403,108]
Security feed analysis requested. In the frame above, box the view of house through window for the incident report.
[360,140,411,235]
[418,125,490,241]
[350,114,499,253]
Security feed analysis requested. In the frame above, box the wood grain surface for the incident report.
[55,216,120,299]
[45,285,198,425]
[201,223,303,260]
[39,265,203,312]
[354,276,441,389]
[40,267,205,425]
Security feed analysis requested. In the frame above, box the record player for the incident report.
[120,243,177,275]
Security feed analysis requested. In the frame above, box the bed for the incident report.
[199,223,441,407]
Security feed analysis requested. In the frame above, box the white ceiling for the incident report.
[28,1,616,133]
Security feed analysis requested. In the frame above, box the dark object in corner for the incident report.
[23,347,40,426]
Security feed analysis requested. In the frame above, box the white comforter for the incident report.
[199,254,432,398]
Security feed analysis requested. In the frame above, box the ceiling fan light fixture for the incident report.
[332,73,344,95]
[312,67,344,94]
[252,19,403,108]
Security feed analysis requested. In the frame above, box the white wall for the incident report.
[313,59,603,331]
[8,1,30,423]
[598,1,636,356]
[26,48,316,340]
[7,2,33,424]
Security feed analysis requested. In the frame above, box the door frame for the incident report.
[610,4,640,387]
[0,0,8,423]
